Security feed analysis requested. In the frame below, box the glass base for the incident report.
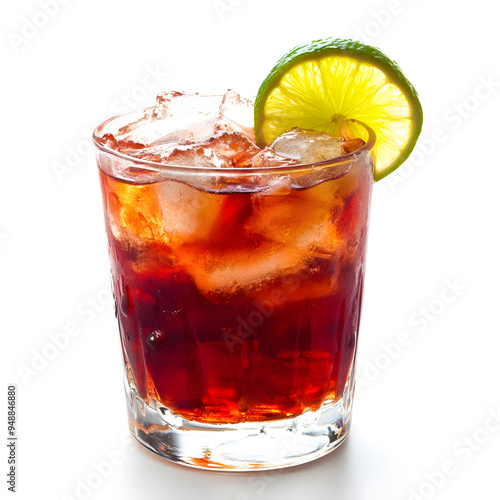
[126,385,353,471]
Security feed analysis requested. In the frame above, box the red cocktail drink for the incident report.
[94,91,374,469]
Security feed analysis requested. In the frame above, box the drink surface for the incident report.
[95,91,373,424]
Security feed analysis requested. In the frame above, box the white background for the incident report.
[2,1,500,499]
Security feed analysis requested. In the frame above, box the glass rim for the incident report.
[92,107,376,177]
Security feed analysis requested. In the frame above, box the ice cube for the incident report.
[159,180,227,243]
[248,188,334,249]
[163,131,260,169]
[208,131,260,168]
[111,92,222,149]
[271,128,343,164]
[251,147,298,168]
[297,154,373,258]
[342,138,366,154]
[163,143,228,168]
[98,91,262,168]
[216,90,255,141]
[246,171,373,263]
[153,90,189,119]
[148,92,221,146]
[96,133,147,153]
[152,91,221,124]
[257,176,292,196]
[101,175,165,243]
[249,256,341,304]
[177,241,305,296]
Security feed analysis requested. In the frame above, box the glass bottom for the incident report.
[125,376,354,471]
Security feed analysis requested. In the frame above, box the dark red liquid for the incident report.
[99,158,371,424]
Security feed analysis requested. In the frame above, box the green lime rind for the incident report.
[254,37,423,181]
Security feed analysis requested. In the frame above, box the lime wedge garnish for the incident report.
[254,38,423,181]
